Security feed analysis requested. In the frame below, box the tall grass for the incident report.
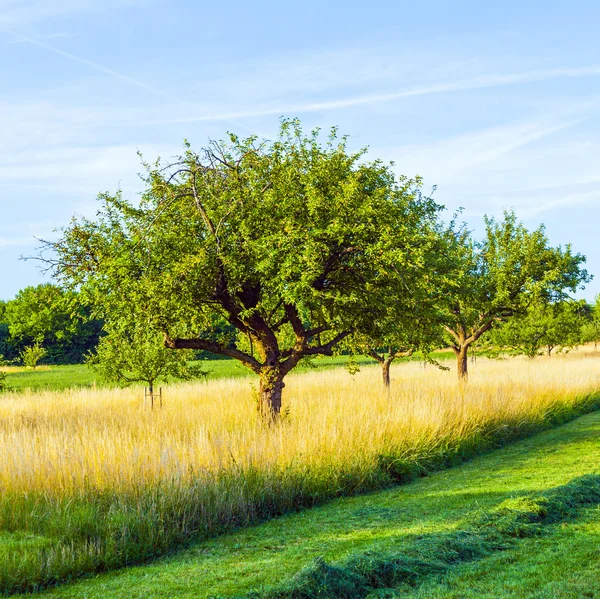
[1,353,600,593]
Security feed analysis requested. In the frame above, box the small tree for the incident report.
[491,301,585,358]
[350,303,444,390]
[581,295,600,351]
[88,324,205,396]
[439,212,590,380]
[20,342,46,369]
[348,218,448,390]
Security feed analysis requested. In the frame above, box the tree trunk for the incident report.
[456,345,469,380]
[148,380,154,409]
[382,359,392,390]
[258,370,285,421]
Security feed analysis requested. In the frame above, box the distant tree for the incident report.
[0,323,14,363]
[4,284,102,364]
[350,299,445,390]
[87,321,206,396]
[491,301,586,358]
[0,371,7,393]
[581,295,600,351]
[0,301,16,363]
[46,119,442,419]
[439,212,590,380]
[20,342,47,369]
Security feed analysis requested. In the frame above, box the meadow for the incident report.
[1,351,600,594]
[0,354,400,392]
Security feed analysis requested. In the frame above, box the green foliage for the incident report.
[49,119,442,411]
[0,323,14,363]
[581,294,600,349]
[2,284,102,364]
[88,322,206,390]
[491,300,586,358]
[20,342,47,369]
[439,211,590,375]
[345,354,361,375]
[0,371,7,392]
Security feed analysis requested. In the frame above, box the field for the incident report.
[31,403,600,599]
[1,351,599,595]
[0,354,413,392]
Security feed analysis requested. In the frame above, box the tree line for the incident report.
[0,284,102,366]
[6,119,591,417]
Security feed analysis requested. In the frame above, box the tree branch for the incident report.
[163,333,261,373]
[465,320,494,346]
[443,325,461,345]
[367,347,385,364]
[304,331,352,356]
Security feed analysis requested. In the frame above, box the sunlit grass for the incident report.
[1,352,599,593]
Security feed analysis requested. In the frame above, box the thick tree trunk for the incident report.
[456,345,469,380]
[258,370,285,420]
[382,359,392,389]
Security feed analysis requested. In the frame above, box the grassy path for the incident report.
[28,409,600,598]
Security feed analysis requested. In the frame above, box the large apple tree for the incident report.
[46,120,442,418]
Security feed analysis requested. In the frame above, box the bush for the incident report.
[20,343,46,369]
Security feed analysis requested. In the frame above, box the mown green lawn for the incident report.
[23,407,600,598]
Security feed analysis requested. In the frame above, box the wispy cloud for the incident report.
[143,66,600,125]
[384,116,584,184]
[1,29,184,103]
[518,190,600,217]
[0,28,258,135]
[6,30,75,43]
[0,0,140,27]
[0,236,41,247]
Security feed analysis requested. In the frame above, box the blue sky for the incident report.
[1,0,600,300]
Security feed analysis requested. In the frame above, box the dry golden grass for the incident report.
[1,352,599,499]
[0,364,51,373]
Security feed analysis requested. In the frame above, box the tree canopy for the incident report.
[490,300,586,358]
[581,294,600,350]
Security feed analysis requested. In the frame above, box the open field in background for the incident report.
[0,346,589,393]
[0,353,413,392]
[0,352,599,593]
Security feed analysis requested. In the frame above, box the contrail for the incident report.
[2,28,182,101]
[1,28,255,133]
[144,65,600,125]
